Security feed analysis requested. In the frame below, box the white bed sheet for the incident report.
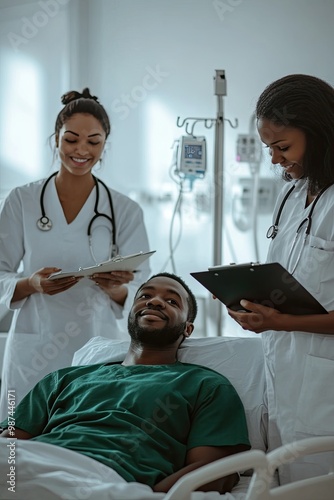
[0,439,250,500]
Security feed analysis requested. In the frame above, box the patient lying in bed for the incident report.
[0,273,250,499]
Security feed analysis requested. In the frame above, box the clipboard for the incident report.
[190,262,328,315]
[48,251,156,280]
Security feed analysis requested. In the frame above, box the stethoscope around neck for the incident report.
[266,182,332,274]
[37,172,117,262]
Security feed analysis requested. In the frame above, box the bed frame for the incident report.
[164,436,334,499]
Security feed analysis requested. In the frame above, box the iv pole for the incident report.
[212,70,226,335]
[176,70,238,336]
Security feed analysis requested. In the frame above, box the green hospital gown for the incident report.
[1,361,250,487]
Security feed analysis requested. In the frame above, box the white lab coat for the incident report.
[0,176,151,421]
[263,178,334,484]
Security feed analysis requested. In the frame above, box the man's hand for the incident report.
[153,444,249,493]
[0,428,33,439]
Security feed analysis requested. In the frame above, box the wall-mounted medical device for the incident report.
[178,136,207,178]
[236,134,262,163]
[232,177,277,216]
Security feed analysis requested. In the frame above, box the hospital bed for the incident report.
[69,335,334,500]
[2,336,332,499]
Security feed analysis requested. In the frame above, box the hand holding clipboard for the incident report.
[48,251,156,281]
[191,262,327,315]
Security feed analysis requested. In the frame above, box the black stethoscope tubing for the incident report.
[88,175,116,243]
[37,171,116,252]
[38,172,57,229]
[266,183,332,240]
[266,185,296,239]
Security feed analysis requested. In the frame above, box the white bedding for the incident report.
[0,439,250,500]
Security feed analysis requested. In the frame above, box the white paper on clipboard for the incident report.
[48,251,156,280]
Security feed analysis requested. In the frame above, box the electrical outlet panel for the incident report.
[233,177,277,214]
[236,134,262,163]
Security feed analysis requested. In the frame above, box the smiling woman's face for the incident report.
[257,118,306,180]
[57,113,106,176]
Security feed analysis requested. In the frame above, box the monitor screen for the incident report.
[184,144,202,160]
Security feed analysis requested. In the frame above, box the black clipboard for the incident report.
[191,262,328,315]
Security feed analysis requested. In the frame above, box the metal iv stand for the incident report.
[176,70,238,336]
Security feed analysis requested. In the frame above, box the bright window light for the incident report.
[144,97,177,190]
[0,50,42,176]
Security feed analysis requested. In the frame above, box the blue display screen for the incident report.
[185,144,202,160]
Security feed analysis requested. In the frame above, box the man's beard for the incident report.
[128,314,186,347]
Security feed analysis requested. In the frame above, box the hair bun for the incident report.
[81,88,99,102]
[61,88,99,105]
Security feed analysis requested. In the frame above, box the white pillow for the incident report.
[73,336,267,452]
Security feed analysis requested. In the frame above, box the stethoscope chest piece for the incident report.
[266,225,278,239]
[37,216,52,231]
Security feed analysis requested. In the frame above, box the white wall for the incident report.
[0,0,73,196]
[1,0,334,336]
[83,0,334,334]
[91,0,334,191]
[0,0,74,341]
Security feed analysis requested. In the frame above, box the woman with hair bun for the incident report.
[0,88,151,419]
[228,74,334,484]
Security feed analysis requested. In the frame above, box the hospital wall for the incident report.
[0,0,334,344]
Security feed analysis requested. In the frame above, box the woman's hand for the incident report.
[90,271,134,305]
[29,268,80,295]
[227,300,283,333]
[12,268,80,302]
